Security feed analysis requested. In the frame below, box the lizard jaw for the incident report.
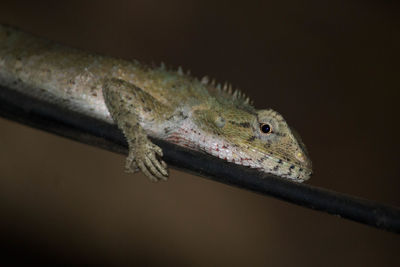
[164,124,310,182]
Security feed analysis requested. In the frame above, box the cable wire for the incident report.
[0,85,399,234]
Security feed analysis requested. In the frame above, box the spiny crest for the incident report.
[200,75,254,107]
[157,62,192,78]
[155,62,254,108]
[160,61,166,70]
[177,66,183,76]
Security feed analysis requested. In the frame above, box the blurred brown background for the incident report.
[0,0,399,266]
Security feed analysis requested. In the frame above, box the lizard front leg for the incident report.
[102,78,169,182]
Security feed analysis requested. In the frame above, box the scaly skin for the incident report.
[0,24,312,182]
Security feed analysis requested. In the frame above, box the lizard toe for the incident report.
[152,144,163,157]
[144,154,168,181]
[138,160,159,182]
[151,157,168,177]
[125,154,139,173]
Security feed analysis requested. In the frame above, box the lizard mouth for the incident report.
[165,129,310,182]
[165,129,259,166]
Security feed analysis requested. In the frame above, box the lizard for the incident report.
[0,24,312,182]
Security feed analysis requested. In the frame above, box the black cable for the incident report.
[0,85,399,234]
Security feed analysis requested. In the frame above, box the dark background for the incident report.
[0,0,399,266]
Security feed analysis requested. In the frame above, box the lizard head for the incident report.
[191,106,312,182]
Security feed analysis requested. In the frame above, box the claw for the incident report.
[161,160,168,169]
[151,155,168,177]
[126,139,169,182]
[125,154,139,173]
[138,161,158,182]
[144,154,166,180]
[152,144,163,157]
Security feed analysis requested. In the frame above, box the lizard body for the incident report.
[0,25,312,182]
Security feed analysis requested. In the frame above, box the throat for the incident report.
[164,122,262,169]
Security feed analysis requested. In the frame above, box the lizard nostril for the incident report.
[295,152,305,163]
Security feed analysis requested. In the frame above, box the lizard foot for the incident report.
[125,138,168,182]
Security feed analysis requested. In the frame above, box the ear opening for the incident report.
[214,116,226,128]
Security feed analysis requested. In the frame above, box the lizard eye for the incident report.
[260,123,272,134]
